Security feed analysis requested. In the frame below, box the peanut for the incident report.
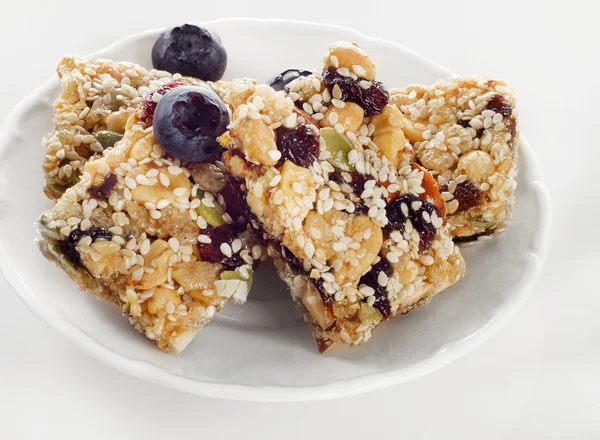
[147,287,182,315]
[234,110,278,166]
[334,216,382,285]
[321,103,364,132]
[457,151,495,183]
[136,249,174,290]
[370,105,408,166]
[325,41,376,80]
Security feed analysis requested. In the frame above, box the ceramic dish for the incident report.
[0,18,551,401]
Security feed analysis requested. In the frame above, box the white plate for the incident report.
[0,18,551,401]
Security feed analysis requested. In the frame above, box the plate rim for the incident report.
[0,17,552,402]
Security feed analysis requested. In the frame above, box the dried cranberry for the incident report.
[197,223,244,270]
[275,124,319,167]
[359,258,392,318]
[441,180,484,213]
[89,173,118,200]
[485,94,512,117]
[59,227,113,267]
[140,78,196,124]
[220,178,250,224]
[330,170,369,196]
[385,194,440,251]
[322,67,388,117]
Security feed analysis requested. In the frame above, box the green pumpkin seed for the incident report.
[94,131,124,150]
[320,127,355,172]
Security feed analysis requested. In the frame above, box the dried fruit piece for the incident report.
[89,172,118,200]
[486,94,512,117]
[197,223,244,270]
[275,124,319,168]
[442,180,485,213]
[358,258,392,318]
[322,67,389,116]
[385,194,440,251]
[59,227,112,267]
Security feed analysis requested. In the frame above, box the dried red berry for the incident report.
[220,178,250,224]
[442,180,484,213]
[385,194,440,251]
[89,173,118,200]
[485,94,512,117]
[359,258,392,318]
[59,227,113,267]
[197,223,244,270]
[275,124,319,167]
[322,67,388,116]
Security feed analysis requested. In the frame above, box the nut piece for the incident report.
[172,261,221,291]
[147,287,182,315]
[325,41,376,81]
[370,105,408,166]
[129,133,155,161]
[104,109,130,132]
[321,103,364,132]
[234,108,278,166]
[457,150,496,183]
[129,165,191,204]
[419,148,456,173]
[334,215,383,284]
[278,160,316,222]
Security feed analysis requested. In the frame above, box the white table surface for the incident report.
[1,1,598,438]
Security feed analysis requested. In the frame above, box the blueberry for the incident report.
[152,24,227,81]
[266,68,313,92]
[153,86,229,162]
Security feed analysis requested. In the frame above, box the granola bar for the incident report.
[389,79,519,241]
[38,98,262,353]
[42,56,183,199]
[216,42,466,351]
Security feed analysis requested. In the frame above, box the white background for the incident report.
[1,1,598,438]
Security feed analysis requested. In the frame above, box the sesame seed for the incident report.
[284,113,297,128]
[167,237,180,253]
[173,187,187,197]
[168,165,182,176]
[139,239,151,255]
[337,67,350,77]
[331,99,345,109]
[420,255,435,266]
[220,243,232,258]
[269,175,282,187]
[150,210,161,219]
[231,238,242,254]
[401,202,409,216]
[198,234,211,244]
[359,80,372,90]
[269,149,282,161]
[125,177,137,189]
